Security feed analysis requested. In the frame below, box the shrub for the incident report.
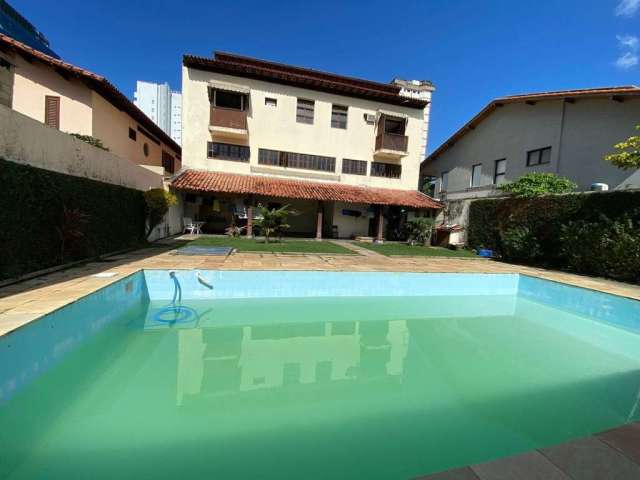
[406,217,435,246]
[143,188,177,239]
[468,191,640,283]
[0,158,146,280]
[498,172,576,197]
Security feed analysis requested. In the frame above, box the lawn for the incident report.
[355,242,478,257]
[185,236,356,254]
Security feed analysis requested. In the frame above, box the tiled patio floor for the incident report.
[1,237,638,337]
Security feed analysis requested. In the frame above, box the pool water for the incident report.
[1,273,640,479]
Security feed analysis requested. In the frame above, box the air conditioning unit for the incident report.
[364,113,376,124]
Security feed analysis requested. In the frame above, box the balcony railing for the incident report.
[375,132,408,153]
[210,107,247,130]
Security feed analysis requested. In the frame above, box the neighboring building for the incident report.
[175,51,440,240]
[422,86,640,203]
[134,80,182,145]
[0,0,58,58]
[0,32,181,175]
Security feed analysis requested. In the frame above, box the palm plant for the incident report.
[253,204,290,243]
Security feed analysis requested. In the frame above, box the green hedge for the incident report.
[0,158,146,280]
[467,191,640,283]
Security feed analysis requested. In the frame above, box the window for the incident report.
[128,128,137,141]
[143,143,149,157]
[44,95,60,129]
[471,164,482,187]
[213,89,244,110]
[441,171,449,192]
[162,151,175,173]
[258,148,335,172]
[381,115,406,135]
[526,146,551,166]
[370,162,401,179]
[494,159,507,184]
[296,99,314,124]
[265,97,277,107]
[207,142,250,162]
[331,104,348,129]
[342,158,367,175]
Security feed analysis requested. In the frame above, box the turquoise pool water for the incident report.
[1,272,640,479]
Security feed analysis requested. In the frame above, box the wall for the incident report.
[0,51,13,107]
[330,202,372,238]
[0,103,163,191]
[182,67,425,191]
[423,97,640,196]
[10,53,93,135]
[91,91,181,173]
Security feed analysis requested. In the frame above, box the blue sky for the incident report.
[14,0,640,152]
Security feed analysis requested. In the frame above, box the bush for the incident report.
[0,158,146,280]
[468,191,640,283]
[406,217,435,246]
[498,172,576,197]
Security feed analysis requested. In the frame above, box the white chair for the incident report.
[183,217,197,234]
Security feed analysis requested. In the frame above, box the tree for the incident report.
[143,188,177,239]
[604,125,640,169]
[498,172,576,198]
[253,204,290,243]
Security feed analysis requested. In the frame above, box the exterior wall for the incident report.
[182,67,426,191]
[0,103,163,191]
[0,52,13,107]
[423,97,640,197]
[10,53,93,135]
[171,91,182,145]
[91,91,181,172]
[330,202,372,238]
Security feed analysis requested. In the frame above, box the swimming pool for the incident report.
[1,271,640,479]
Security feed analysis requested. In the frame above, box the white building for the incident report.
[134,80,182,145]
[174,51,440,240]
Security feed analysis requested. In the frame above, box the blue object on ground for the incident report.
[478,249,493,258]
[177,246,234,256]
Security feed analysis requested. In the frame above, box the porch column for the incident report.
[316,201,324,240]
[246,205,253,237]
[375,205,384,243]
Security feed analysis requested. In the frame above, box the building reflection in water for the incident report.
[176,320,409,405]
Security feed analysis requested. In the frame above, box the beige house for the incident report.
[422,86,640,202]
[176,52,440,240]
[0,32,181,174]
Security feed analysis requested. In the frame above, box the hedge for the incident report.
[467,190,640,283]
[0,158,146,281]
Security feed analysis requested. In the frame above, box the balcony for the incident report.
[209,107,248,139]
[374,132,408,158]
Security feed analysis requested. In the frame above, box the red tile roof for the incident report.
[183,52,429,109]
[172,170,442,209]
[424,86,640,163]
[0,32,181,155]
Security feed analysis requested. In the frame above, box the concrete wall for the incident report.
[182,67,426,191]
[423,97,640,195]
[330,202,372,238]
[0,51,13,107]
[10,53,93,135]
[0,103,163,191]
[91,91,181,172]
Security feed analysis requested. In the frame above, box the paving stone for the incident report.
[471,451,570,480]
[540,436,640,480]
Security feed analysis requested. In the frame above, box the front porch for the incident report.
[173,170,442,242]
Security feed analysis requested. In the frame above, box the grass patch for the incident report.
[185,236,356,254]
[355,242,477,257]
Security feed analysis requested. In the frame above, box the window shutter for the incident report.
[45,96,60,129]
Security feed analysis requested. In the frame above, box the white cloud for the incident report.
[615,0,640,17]
[616,51,639,69]
[617,34,639,50]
